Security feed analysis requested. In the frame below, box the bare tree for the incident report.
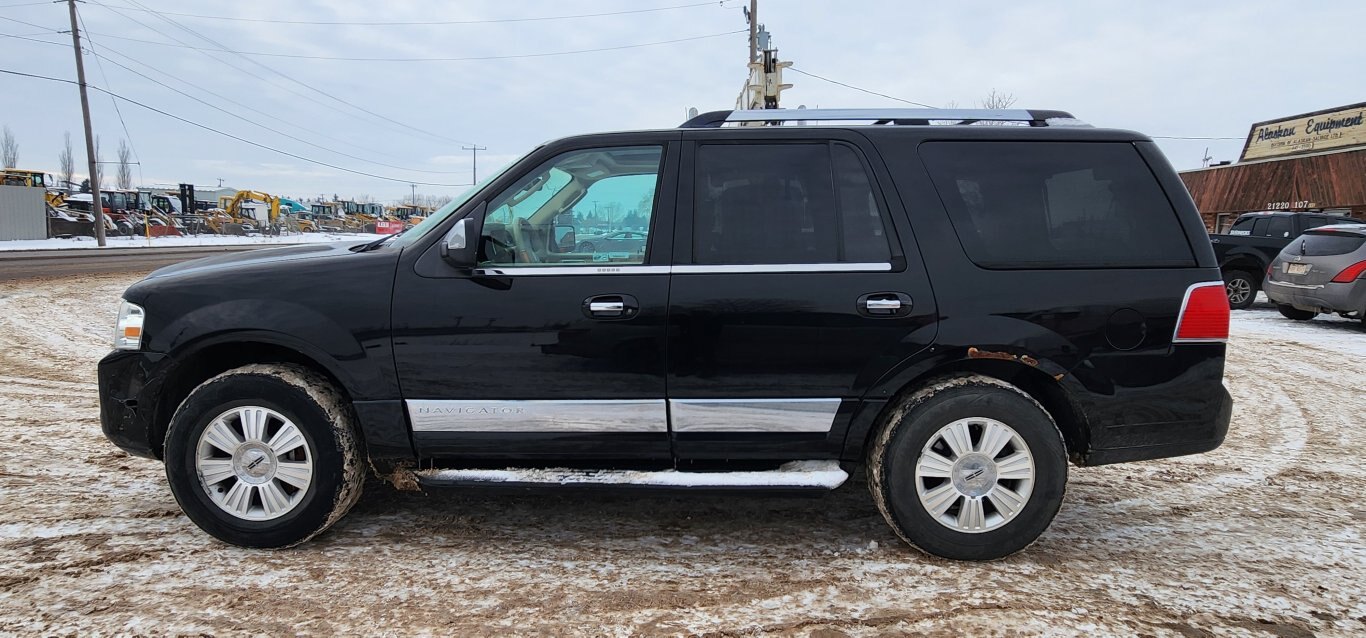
[1,125,17,169]
[116,139,133,189]
[58,132,75,190]
[979,89,1017,110]
[92,135,103,189]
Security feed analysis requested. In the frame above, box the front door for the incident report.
[392,139,679,461]
[668,131,938,461]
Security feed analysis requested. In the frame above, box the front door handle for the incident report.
[583,294,639,320]
[858,292,913,317]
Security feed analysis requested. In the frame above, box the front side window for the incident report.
[693,143,892,265]
[480,146,662,268]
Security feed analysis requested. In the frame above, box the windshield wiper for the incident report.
[356,229,406,252]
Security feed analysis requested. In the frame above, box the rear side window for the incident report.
[921,141,1195,268]
[1265,216,1292,238]
[693,143,892,265]
[1296,232,1366,256]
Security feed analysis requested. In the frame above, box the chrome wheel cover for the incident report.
[194,406,313,521]
[914,417,1035,533]
[1226,277,1252,305]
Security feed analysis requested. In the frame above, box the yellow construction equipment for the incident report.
[1,168,66,207]
[211,190,281,235]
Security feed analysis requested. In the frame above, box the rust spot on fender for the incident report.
[1053,373,1066,382]
[967,347,1040,368]
[967,347,1015,361]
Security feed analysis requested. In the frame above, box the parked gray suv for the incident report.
[1264,224,1366,327]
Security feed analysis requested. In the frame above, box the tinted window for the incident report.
[1302,216,1333,231]
[921,142,1194,268]
[693,143,892,264]
[1252,217,1271,237]
[1265,216,1292,238]
[1296,232,1366,256]
[1228,216,1255,235]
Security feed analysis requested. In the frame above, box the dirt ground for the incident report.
[0,273,1362,637]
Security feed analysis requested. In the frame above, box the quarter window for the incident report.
[480,146,662,267]
[693,143,892,265]
[921,141,1195,269]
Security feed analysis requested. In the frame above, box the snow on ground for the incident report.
[0,232,384,251]
[0,275,1362,636]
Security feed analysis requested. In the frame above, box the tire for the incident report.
[1276,304,1317,321]
[1223,270,1257,310]
[163,364,364,548]
[868,374,1068,561]
[577,241,595,252]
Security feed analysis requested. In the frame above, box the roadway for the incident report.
[0,244,286,281]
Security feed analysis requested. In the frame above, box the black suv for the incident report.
[98,108,1233,560]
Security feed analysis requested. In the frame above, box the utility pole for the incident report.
[409,183,417,206]
[67,0,104,247]
[747,0,758,63]
[462,144,486,185]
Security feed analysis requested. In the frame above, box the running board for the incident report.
[414,460,848,491]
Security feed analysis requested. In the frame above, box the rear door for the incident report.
[667,129,938,462]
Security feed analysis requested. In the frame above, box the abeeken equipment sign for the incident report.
[1241,102,1366,162]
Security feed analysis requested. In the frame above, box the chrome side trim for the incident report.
[415,460,848,489]
[473,265,669,276]
[471,263,892,276]
[671,263,892,274]
[1265,280,1325,291]
[407,399,667,433]
[670,398,841,433]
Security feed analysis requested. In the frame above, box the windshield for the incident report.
[388,153,526,250]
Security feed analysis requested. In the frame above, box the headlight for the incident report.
[114,300,145,350]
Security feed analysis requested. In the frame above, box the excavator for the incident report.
[209,190,281,236]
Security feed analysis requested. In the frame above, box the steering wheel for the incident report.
[510,218,541,264]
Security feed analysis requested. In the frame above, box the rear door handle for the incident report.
[858,292,912,317]
[583,294,639,320]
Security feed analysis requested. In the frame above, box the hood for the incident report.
[146,241,367,280]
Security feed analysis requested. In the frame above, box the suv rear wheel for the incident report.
[1223,269,1257,310]
[163,364,364,548]
[868,374,1067,560]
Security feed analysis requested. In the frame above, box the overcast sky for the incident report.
[2,0,1363,202]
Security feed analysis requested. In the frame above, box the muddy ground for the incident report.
[0,273,1362,636]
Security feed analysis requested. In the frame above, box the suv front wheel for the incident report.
[868,374,1067,560]
[163,364,364,548]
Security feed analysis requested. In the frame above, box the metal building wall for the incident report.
[0,185,47,241]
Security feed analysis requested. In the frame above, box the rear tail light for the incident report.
[1173,282,1229,343]
[1266,262,1275,281]
[1330,260,1366,283]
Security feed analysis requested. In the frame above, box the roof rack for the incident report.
[680,108,1087,129]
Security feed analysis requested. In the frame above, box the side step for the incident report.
[413,460,848,491]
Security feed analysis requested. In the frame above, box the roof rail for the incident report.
[680,108,1087,129]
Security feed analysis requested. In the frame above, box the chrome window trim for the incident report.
[473,265,669,276]
[669,398,841,433]
[407,399,667,433]
[472,263,892,276]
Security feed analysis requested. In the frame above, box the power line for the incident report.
[88,0,725,26]
[83,27,747,61]
[90,40,441,166]
[789,66,936,108]
[0,1,52,8]
[1150,135,1242,141]
[0,13,65,32]
[0,67,473,187]
[89,0,474,146]
[79,12,146,187]
[87,48,468,174]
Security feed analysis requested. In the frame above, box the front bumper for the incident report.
[98,350,168,459]
[1264,278,1366,315]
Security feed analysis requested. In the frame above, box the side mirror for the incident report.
[440,217,479,268]
[551,224,576,253]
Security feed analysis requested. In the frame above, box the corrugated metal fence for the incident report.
[0,185,46,241]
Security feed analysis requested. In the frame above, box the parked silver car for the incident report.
[1264,224,1366,327]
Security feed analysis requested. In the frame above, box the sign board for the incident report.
[1241,102,1366,161]
[375,220,404,235]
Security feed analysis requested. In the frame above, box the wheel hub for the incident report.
[232,442,278,485]
[951,453,998,498]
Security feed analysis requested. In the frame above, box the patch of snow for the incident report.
[417,460,848,489]
[0,232,384,251]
